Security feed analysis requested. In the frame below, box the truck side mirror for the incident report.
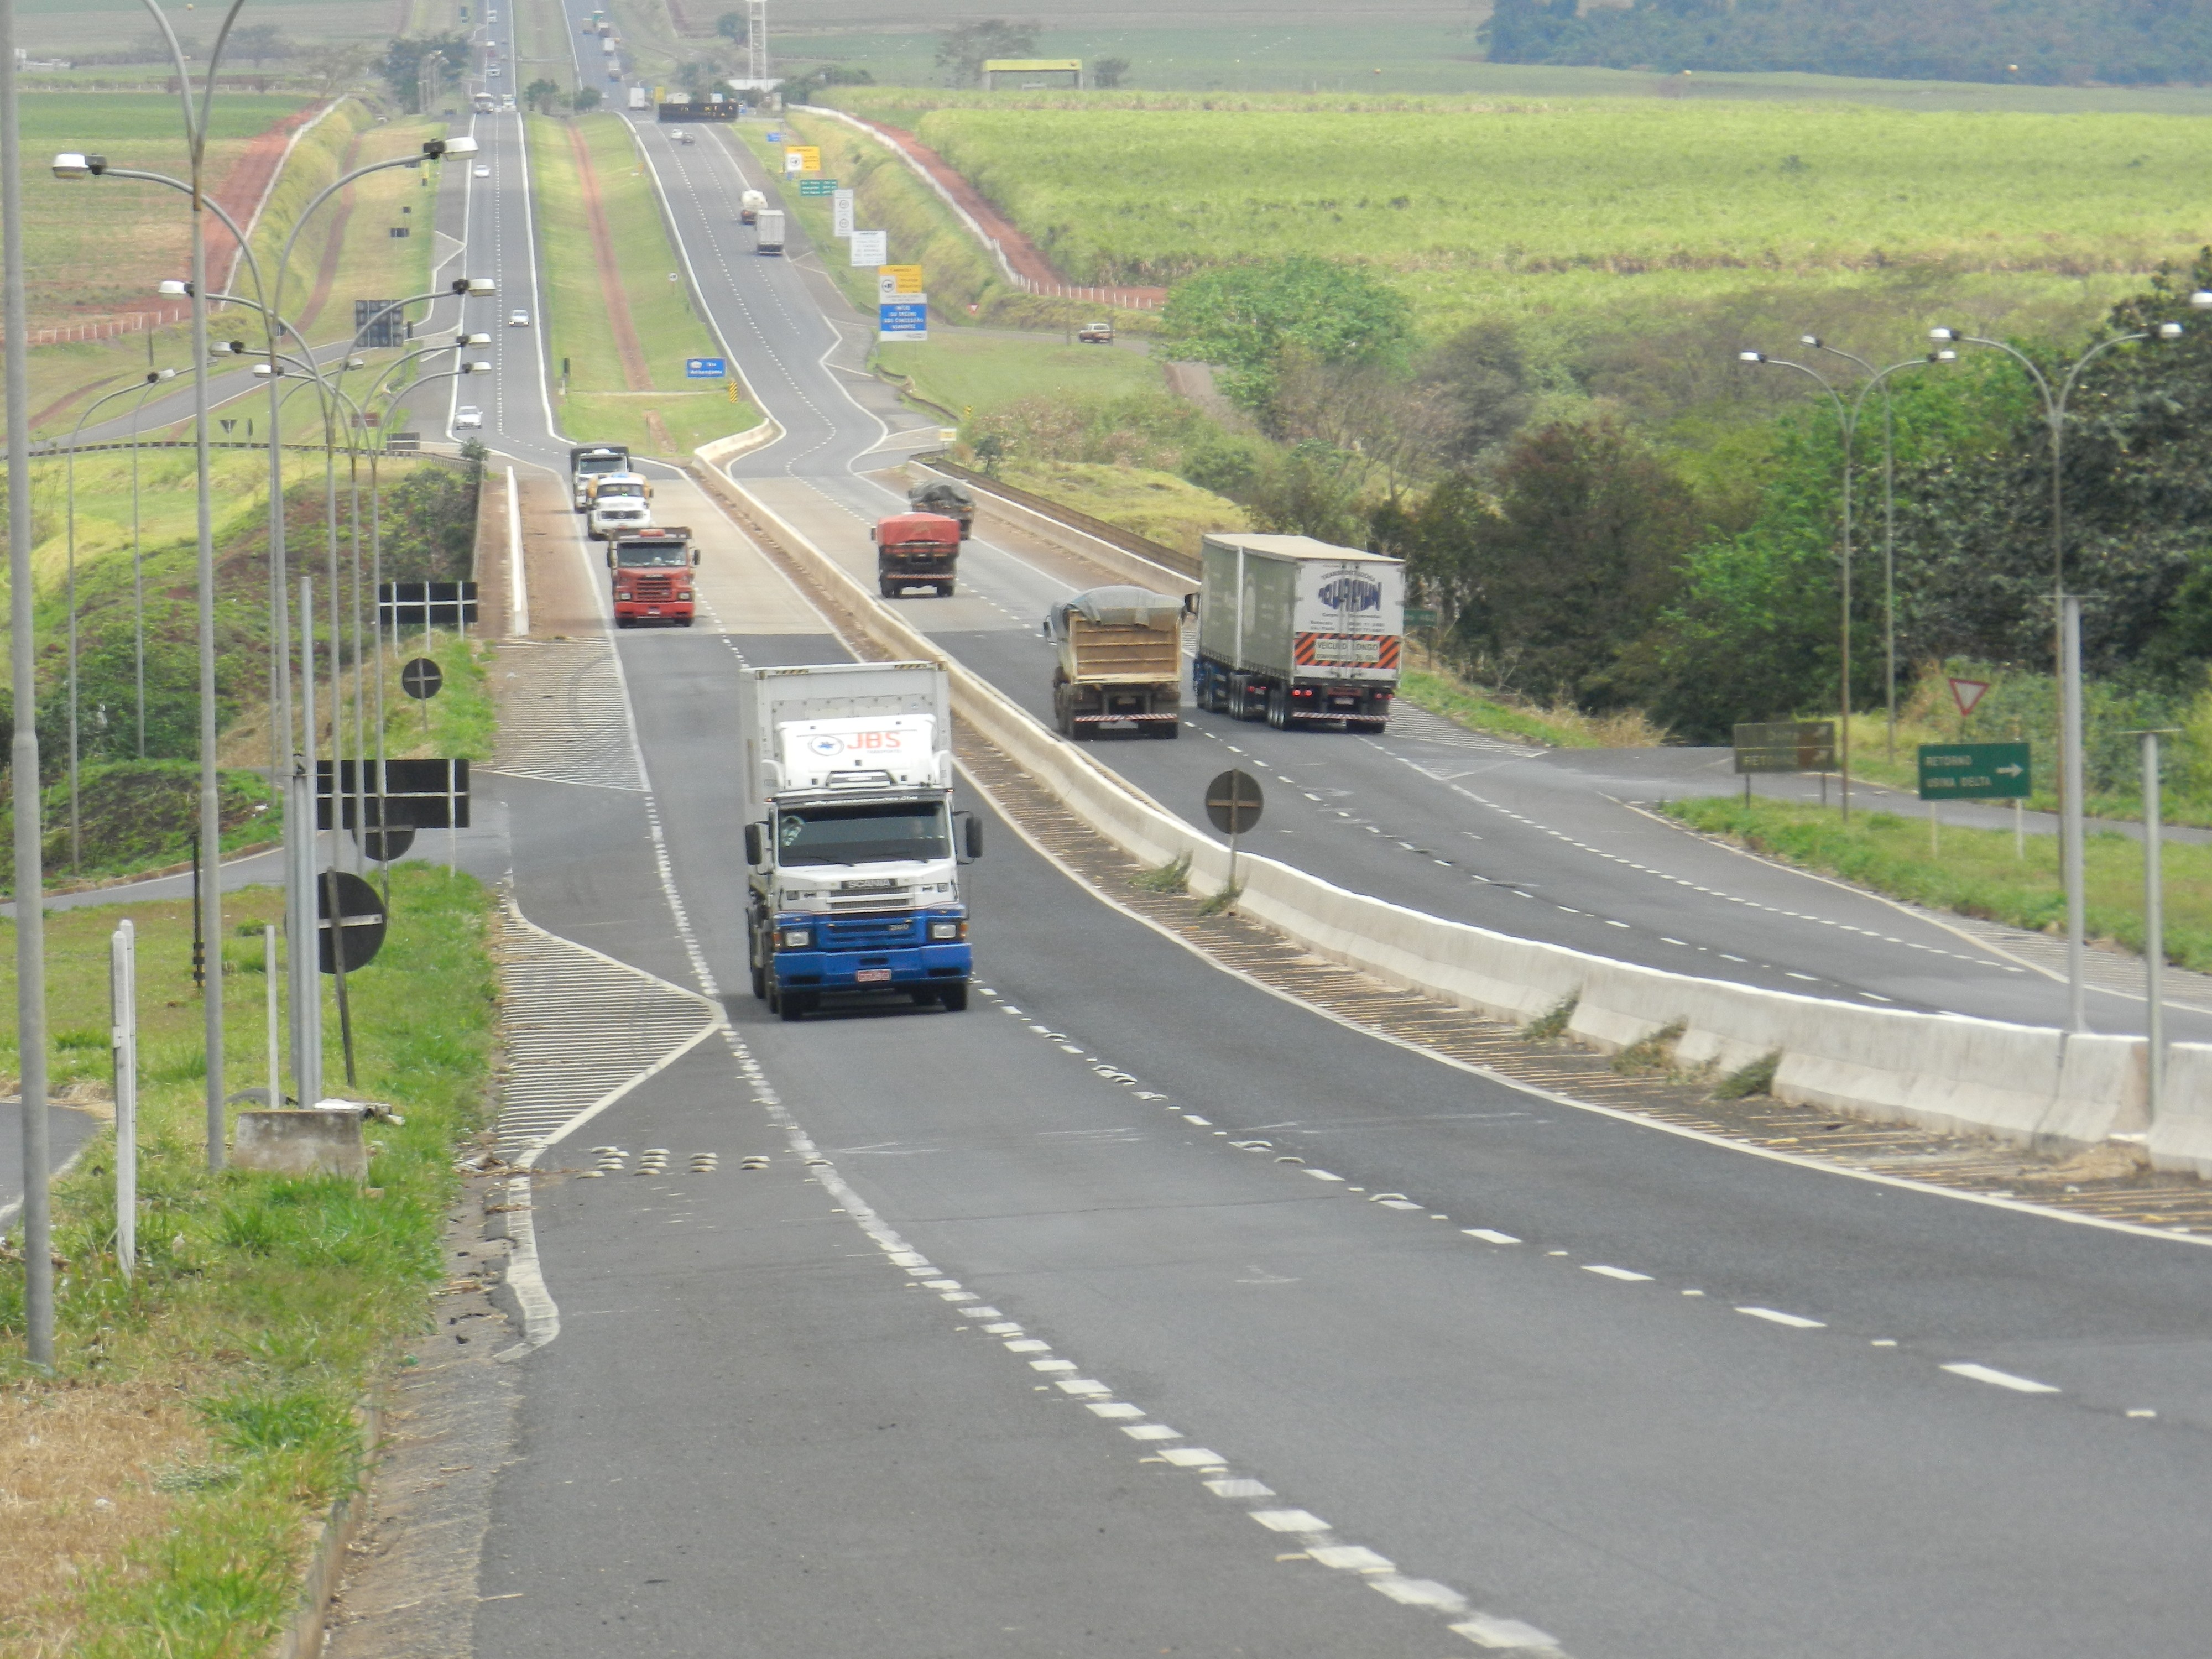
[692,549,701,565]
[606,549,615,570]
[744,822,763,866]
[956,811,982,862]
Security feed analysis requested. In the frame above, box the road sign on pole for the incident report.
[685,356,728,378]
[1731,721,1837,774]
[1917,742,2030,801]
[400,656,443,700]
[878,296,927,342]
[1949,676,1991,718]
[833,188,854,237]
[851,229,888,266]
[880,263,924,295]
[797,176,837,195]
[1204,769,1264,835]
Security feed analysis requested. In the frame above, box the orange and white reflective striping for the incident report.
[1293,633,1401,669]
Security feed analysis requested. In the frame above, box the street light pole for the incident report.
[128,369,178,758]
[6,0,57,1369]
[1932,317,2192,1032]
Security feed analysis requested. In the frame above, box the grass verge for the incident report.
[877,328,1164,424]
[528,112,760,457]
[0,866,498,1653]
[1664,795,2212,971]
[1396,664,1668,749]
[988,457,1240,560]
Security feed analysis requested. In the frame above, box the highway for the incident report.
[335,8,2212,1653]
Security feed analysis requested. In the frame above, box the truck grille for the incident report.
[821,913,922,948]
[630,575,674,598]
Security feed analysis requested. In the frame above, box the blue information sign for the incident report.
[685,357,728,378]
[878,299,927,342]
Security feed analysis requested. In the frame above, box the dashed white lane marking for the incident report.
[1464,1229,1522,1245]
[1582,1265,1653,1282]
[1252,1509,1332,1532]
[1454,1613,1566,1650]
[1736,1306,1827,1329]
[1942,1362,2062,1394]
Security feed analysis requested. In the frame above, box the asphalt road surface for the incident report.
[397,14,2212,1655]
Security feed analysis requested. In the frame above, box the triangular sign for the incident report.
[219,419,236,434]
[1949,676,1991,718]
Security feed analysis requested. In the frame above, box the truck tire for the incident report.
[937,581,954,597]
[879,577,897,598]
[1266,686,1287,729]
[1146,718,1180,739]
[936,982,969,1011]
[750,958,766,999]
[778,990,814,1021]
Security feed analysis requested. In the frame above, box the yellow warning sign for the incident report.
[784,145,822,174]
[880,263,925,295]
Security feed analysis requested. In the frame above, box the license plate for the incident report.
[855,968,891,983]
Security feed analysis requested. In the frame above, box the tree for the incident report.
[230,24,292,65]
[523,77,562,114]
[1093,55,1131,88]
[935,18,1039,86]
[716,11,749,43]
[378,34,472,110]
[572,85,603,112]
[1417,323,1534,464]
[1431,415,1699,709]
[672,51,736,98]
[296,41,372,96]
[1161,256,1412,413]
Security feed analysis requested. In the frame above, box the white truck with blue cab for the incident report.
[742,661,980,1020]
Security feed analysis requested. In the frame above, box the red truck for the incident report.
[607,525,698,627]
[873,512,962,597]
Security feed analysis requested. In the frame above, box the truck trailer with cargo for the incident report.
[605,525,697,627]
[739,189,766,224]
[1046,586,1183,739]
[754,209,785,254]
[1194,534,1404,732]
[873,512,962,597]
[906,479,975,538]
[741,661,980,1019]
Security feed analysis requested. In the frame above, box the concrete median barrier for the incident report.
[714,470,2152,1154]
[2150,1044,2212,1176]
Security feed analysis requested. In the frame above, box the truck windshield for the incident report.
[615,542,686,567]
[578,457,626,476]
[777,802,947,867]
[597,482,645,498]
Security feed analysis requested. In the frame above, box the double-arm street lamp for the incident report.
[1735,346,1955,822]
[1931,309,2199,1031]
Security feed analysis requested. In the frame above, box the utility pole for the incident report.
[4,0,56,1367]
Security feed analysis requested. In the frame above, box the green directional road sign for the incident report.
[1733,720,1836,775]
[1404,606,1439,627]
[1917,741,2031,801]
[797,178,838,196]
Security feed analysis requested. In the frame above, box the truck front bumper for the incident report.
[774,942,972,992]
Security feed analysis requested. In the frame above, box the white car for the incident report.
[454,406,484,430]
[508,309,530,327]
[473,164,491,177]
[488,64,500,77]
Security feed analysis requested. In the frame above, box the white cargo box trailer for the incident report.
[628,84,648,108]
[739,661,952,826]
[754,208,785,254]
[1194,534,1404,732]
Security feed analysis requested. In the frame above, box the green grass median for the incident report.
[1665,795,2212,971]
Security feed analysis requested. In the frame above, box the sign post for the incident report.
[1731,720,1838,806]
[1204,768,1264,901]
[109,920,137,1281]
[878,295,927,343]
[1917,740,2030,856]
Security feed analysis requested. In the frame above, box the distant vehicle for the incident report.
[906,479,974,539]
[754,209,785,255]
[453,406,484,430]
[583,471,651,527]
[739,189,766,225]
[472,92,496,113]
[508,309,530,327]
[606,525,697,627]
[1046,586,1185,740]
[589,494,652,541]
[1195,534,1405,732]
[568,443,632,510]
[1078,321,1114,344]
[487,64,500,76]
[873,512,962,597]
[628,85,649,111]
[473,164,491,177]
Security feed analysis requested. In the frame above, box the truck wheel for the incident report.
[937,581,954,597]
[779,990,813,1021]
[1266,687,1286,729]
[615,615,633,629]
[1147,719,1180,739]
[750,958,766,1000]
[879,577,896,598]
[937,982,969,1012]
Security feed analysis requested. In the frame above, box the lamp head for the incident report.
[465,276,495,295]
[466,360,493,373]
[1929,348,1958,363]
[253,363,280,377]
[2158,321,2184,340]
[1799,335,1822,348]
[345,356,367,369]
[51,152,90,179]
[460,332,491,346]
[424,135,482,159]
[158,279,192,297]
[1929,327,1960,342]
[1738,351,1766,364]
[2192,291,2212,311]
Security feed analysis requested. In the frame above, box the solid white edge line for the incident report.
[505,463,528,635]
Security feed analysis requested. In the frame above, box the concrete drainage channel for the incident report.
[680,459,2212,1223]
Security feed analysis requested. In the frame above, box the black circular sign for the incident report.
[357,822,417,863]
[401,656,444,701]
[317,869,388,974]
[1204,769,1264,836]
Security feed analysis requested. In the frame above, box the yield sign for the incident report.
[1949,677,1991,718]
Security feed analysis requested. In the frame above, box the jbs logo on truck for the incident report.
[1316,573,1384,613]
[807,729,911,756]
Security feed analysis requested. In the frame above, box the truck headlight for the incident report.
[928,920,964,941]
[779,927,812,949]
